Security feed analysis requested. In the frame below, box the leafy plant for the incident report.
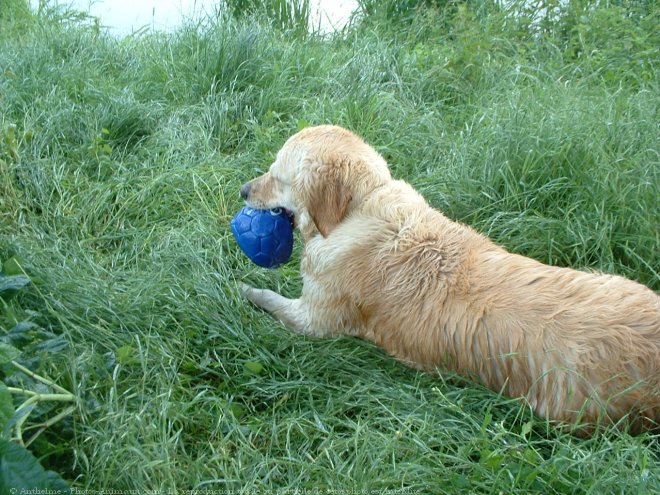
[0,0,34,32]
[0,257,73,491]
[224,0,312,34]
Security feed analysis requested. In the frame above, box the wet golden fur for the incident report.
[239,125,660,434]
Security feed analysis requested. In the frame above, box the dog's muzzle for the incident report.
[239,182,251,200]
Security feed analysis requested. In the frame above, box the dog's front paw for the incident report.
[238,282,254,297]
[238,282,260,303]
[238,283,270,309]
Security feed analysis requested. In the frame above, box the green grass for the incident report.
[1,0,658,492]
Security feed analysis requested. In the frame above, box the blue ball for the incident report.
[230,207,294,268]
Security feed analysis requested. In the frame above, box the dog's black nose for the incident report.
[240,183,250,200]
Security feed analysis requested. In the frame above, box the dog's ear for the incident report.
[304,164,352,238]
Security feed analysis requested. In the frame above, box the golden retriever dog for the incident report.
[238,124,660,434]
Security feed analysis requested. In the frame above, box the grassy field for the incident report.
[0,0,658,492]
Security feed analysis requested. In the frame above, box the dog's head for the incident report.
[240,125,391,238]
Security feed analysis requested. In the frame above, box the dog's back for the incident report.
[332,178,660,432]
[467,247,660,431]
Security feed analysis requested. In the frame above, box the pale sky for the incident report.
[31,0,359,35]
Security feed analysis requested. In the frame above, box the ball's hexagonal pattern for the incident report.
[230,207,294,268]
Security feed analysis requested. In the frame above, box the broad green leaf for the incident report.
[0,343,20,365]
[4,404,34,437]
[0,383,14,437]
[0,438,71,492]
[2,306,19,327]
[451,473,470,490]
[480,449,505,470]
[0,274,30,295]
[244,361,263,374]
[2,256,24,276]
[115,345,138,365]
[219,400,245,419]
[35,334,69,354]
[8,321,38,335]
[6,321,39,347]
[229,403,245,419]
[480,411,492,432]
